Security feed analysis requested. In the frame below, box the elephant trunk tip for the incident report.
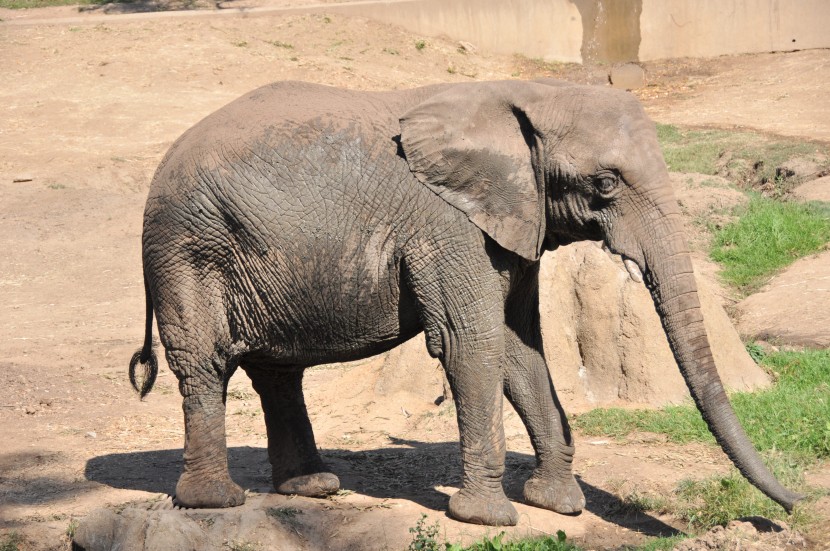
[777,489,804,514]
[129,347,158,399]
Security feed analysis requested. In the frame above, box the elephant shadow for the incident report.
[84,439,679,537]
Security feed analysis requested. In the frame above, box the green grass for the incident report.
[656,124,827,191]
[573,349,830,526]
[710,196,830,293]
[671,452,813,530]
[0,533,22,551]
[408,516,581,551]
[573,348,830,459]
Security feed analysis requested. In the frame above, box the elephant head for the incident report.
[399,80,802,512]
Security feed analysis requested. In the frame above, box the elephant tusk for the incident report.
[624,258,644,283]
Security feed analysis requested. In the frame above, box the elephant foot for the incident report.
[448,488,518,526]
[276,472,340,497]
[523,474,585,515]
[174,473,246,508]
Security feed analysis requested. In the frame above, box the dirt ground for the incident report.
[1,2,829,550]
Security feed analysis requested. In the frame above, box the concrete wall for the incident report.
[337,0,830,63]
[639,0,830,60]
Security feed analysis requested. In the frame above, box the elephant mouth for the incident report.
[601,242,644,283]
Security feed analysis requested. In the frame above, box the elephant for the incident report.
[129,79,801,526]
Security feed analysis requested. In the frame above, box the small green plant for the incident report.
[414,39,427,50]
[0,532,23,551]
[408,514,442,551]
[232,41,248,48]
[382,47,400,55]
[711,195,830,293]
[322,15,332,23]
[745,341,767,364]
[48,183,67,190]
[266,506,302,528]
[226,540,258,551]
[66,519,78,539]
[446,65,457,75]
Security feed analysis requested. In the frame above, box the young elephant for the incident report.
[130,80,801,526]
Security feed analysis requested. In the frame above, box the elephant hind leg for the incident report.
[166,347,246,509]
[242,364,339,497]
[151,268,246,508]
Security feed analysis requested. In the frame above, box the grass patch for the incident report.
[672,451,815,530]
[710,196,830,293]
[0,533,23,551]
[573,348,830,459]
[573,349,830,528]
[656,124,828,193]
[407,515,581,550]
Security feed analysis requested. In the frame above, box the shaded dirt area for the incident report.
[1,3,829,549]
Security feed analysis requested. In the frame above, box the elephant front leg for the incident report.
[244,366,339,497]
[175,389,246,508]
[503,268,585,515]
[438,326,519,526]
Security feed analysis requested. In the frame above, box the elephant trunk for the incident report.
[639,213,802,512]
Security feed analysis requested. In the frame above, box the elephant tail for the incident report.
[129,274,158,399]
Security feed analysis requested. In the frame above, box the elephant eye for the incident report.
[594,173,621,197]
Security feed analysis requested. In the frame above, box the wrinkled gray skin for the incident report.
[130,80,801,526]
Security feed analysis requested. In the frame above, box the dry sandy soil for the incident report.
[1,2,829,549]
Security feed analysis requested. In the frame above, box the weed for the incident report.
[226,541,258,551]
[227,387,254,400]
[48,183,66,190]
[322,15,332,23]
[711,195,830,293]
[0,532,22,551]
[408,514,442,551]
[407,515,580,550]
[451,529,579,550]
[745,341,767,364]
[382,47,400,55]
[266,506,302,528]
[66,519,78,539]
[415,39,427,51]
[447,65,457,75]
[232,41,248,48]
[267,40,293,49]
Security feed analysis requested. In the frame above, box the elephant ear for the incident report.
[399,81,548,261]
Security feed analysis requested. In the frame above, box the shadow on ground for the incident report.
[85,438,680,537]
[78,0,244,14]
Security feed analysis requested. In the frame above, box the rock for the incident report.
[74,496,305,551]
[609,63,645,90]
[457,41,477,54]
[793,174,830,202]
[539,242,769,411]
[736,250,830,348]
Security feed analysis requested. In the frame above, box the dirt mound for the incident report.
[794,175,830,203]
[736,251,830,348]
[539,243,768,411]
